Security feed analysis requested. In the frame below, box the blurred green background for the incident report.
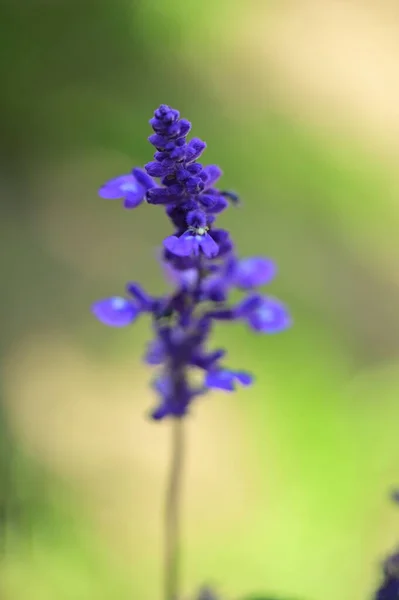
[1,1,399,599]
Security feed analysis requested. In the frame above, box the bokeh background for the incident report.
[1,1,399,599]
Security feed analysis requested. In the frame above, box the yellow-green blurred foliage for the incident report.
[1,1,399,599]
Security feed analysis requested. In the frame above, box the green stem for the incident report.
[164,418,184,600]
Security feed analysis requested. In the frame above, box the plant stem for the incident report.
[164,417,184,600]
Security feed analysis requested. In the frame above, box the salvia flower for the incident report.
[92,105,291,419]
[98,167,155,209]
[91,296,140,327]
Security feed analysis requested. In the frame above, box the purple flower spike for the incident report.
[91,296,140,327]
[205,369,253,391]
[98,168,155,209]
[164,230,219,258]
[234,257,277,289]
[246,297,291,333]
[91,104,291,420]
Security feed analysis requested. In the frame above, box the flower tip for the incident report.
[248,298,292,334]
[205,369,253,392]
[98,174,135,199]
[98,173,147,208]
[91,296,139,327]
[163,235,186,257]
[235,257,277,289]
[150,406,166,421]
[235,371,254,386]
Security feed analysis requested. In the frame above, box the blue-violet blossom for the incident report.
[92,105,292,420]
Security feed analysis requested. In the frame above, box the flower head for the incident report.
[92,105,291,419]
[91,297,140,327]
[205,369,253,391]
[99,168,155,209]
[240,295,292,333]
[163,230,219,258]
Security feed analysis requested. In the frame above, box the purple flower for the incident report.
[237,295,291,333]
[92,104,291,419]
[98,168,155,209]
[164,229,219,258]
[209,228,233,256]
[199,256,276,302]
[126,282,156,311]
[185,138,206,163]
[205,369,253,391]
[198,193,228,214]
[233,257,276,289]
[91,297,140,327]
[202,165,222,189]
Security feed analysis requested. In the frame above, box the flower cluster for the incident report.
[92,105,291,420]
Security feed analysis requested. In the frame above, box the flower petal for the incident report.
[99,174,139,200]
[200,232,219,258]
[235,294,263,317]
[209,228,233,256]
[205,370,236,391]
[126,282,154,309]
[205,368,253,391]
[165,231,220,258]
[234,257,276,289]
[192,349,226,370]
[247,297,292,333]
[152,374,172,397]
[91,296,139,327]
[185,138,206,162]
[207,197,229,214]
[123,193,145,209]
[132,167,156,190]
[145,161,167,178]
[203,165,223,189]
[163,234,196,257]
[147,187,180,205]
[151,403,170,420]
[233,371,253,386]
[201,273,227,302]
